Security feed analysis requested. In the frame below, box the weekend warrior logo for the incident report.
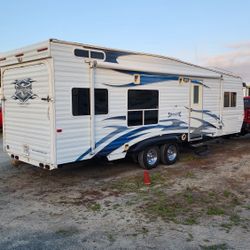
[11,78,37,103]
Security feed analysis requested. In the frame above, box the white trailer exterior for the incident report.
[0,39,244,170]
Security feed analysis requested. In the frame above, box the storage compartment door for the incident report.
[2,61,54,166]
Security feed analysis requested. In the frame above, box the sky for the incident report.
[0,0,250,81]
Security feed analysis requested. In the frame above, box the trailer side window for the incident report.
[95,89,108,115]
[127,90,159,126]
[90,51,105,60]
[74,49,89,58]
[128,111,143,126]
[72,88,90,116]
[74,49,105,60]
[224,92,237,108]
[193,85,199,104]
[72,88,108,116]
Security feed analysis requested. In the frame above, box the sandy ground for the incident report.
[0,135,249,250]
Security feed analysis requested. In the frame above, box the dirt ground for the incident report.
[0,135,249,250]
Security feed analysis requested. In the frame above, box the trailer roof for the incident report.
[50,39,241,79]
[0,38,241,79]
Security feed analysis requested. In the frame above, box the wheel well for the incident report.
[128,134,182,154]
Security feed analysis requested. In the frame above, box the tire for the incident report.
[131,153,138,163]
[138,146,160,169]
[160,143,179,165]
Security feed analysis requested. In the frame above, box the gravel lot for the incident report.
[0,135,249,250]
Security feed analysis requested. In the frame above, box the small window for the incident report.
[95,89,108,115]
[128,111,143,126]
[91,51,105,60]
[127,89,159,126]
[224,92,237,108]
[144,110,158,125]
[72,88,108,116]
[74,49,89,58]
[72,88,90,116]
[74,49,105,60]
[193,85,199,104]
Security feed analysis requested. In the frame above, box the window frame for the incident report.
[193,85,200,104]
[71,87,90,117]
[94,88,109,115]
[71,87,109,117]
[127,89,159,127]
[224,91,237,108]
[74,48,106,61]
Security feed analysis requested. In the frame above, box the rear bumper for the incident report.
[7,152,57,170]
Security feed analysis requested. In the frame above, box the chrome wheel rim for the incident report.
[146,149,158,166]
[167,145,177,161]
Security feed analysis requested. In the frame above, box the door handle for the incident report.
[41,96,53,102]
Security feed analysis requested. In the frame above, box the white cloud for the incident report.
[202,42,250,82]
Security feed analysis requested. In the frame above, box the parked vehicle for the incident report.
[241,96,250,134]
[0,39,244,170]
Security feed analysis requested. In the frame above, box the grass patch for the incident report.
[112,204,121,209]
[184,191,194,204]
[107,233,115,243]
[243,204,250,210]
[185,171,195,178]
[87,202,101,212]
[207,207,225,216]
[200,243,229,250]
[184,217,198,225]
[208,191,216,197]
[220,222,233,233]
[140,187,242,225]
[109,171,169,194]
[229,213,241,225]
[110,176,144,193]
[220,213,242,232]
[143,188,199,223]
[55,227,80,237]
[150,172,168,185]
[181,154,197,162]
[223,190,231,198]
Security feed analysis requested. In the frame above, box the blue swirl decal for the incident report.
[75,119,188,161]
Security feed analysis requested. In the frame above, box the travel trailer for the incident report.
[0,39,244,170]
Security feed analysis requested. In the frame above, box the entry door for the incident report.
[189,83,203,141]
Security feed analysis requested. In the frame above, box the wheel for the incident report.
[138,146,160,169]
[160,143,179,165]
